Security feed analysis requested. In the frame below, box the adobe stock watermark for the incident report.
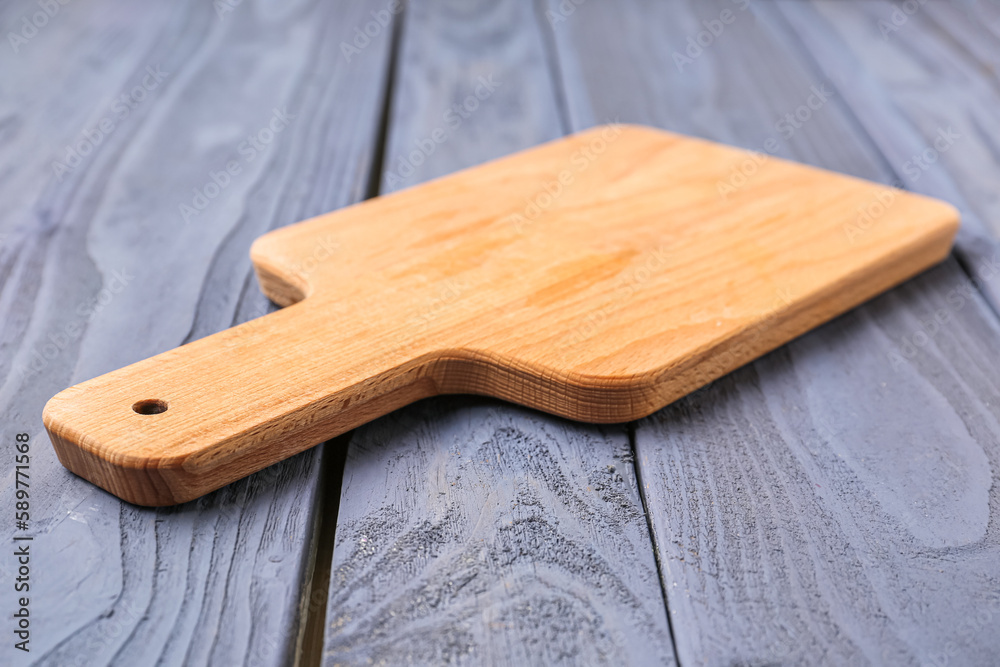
[843,183,903,244]
[901,126,960,182]
[18,268,134,380]
[51,65,169,182]
[179,107,295,223]
[545,0,589,27]
[557,245,671,355]
[383,75,502,189]
[7,0,73,54]
[225,236,338,346]
[354,277,474,377]
[214,0,244,20]
[340,0,403,62]
[887,252,999,370]
[709,286,796,374]
[410,277,472,333]
[878,0,929,40]
[672,0,750,72]
[716,83,834,201]
[290,234,340,278]
[223,301,274,348]
[503,121,624,235]
[843,127,960,243]
[928,597,1000,667]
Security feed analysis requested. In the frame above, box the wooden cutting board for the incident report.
[43,125,959,506]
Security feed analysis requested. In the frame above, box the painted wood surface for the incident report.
[3,0,999,666]
[547,0,1000,664]
[322,1,676,664]
[774,0,1000,313]
[0,0,393,664]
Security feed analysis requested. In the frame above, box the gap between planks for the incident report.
[297,5,408,665]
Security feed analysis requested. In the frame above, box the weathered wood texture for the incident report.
[0,0,393,664]
[548,0,1000,664]
[6,0,1000,665]
[774,0,1000,312]
[322,1,676,664]
[326,400,676,665]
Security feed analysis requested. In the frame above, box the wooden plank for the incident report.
[0,0,393,664]
[547,0,1000,664]
[322,1,677,664]
[326,400,677,665]
[771,0,1000,312]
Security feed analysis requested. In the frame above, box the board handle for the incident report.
[43,301,436,506]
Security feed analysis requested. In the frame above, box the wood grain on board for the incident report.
[322,1,676,664]
[44,121,958,506]
[548,0,1000,664]
[3,0,999,665]
[0,0,393,665]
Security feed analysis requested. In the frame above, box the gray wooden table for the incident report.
[3,1,999,665]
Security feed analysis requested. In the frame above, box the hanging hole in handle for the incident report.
[133,399,168,415]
